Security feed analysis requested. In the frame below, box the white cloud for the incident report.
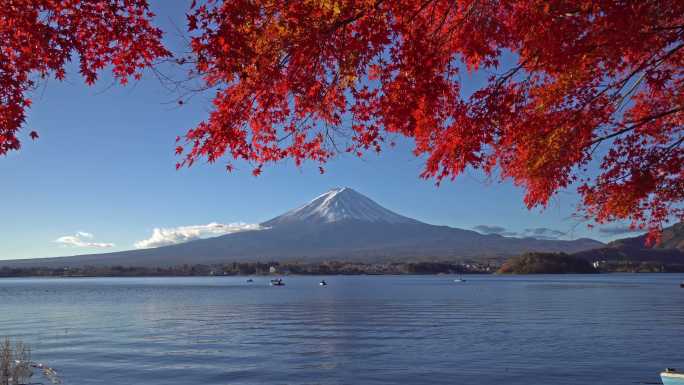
[55,232,115,248]
[522,227,567,240]
[473,225,569,239]
[134,222,262,249]
[598,225,645,236]
[473,225,508,235]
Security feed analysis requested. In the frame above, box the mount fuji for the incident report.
[3,188,603,267]
[263,187,420,226]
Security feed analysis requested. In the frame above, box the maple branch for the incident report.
[650,24,684,32]
[494,60,529,88]
[325,0,385,35]
[613,40,684,97]
[411,0,438,20]
[325,126,343,153]
[591,107,684,145]
[662,136,684,155]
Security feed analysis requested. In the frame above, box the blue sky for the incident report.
[0,1,639,260]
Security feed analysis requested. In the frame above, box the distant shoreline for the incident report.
[2,259,684,278]
[0,261,496,278]
[3,272,684,280]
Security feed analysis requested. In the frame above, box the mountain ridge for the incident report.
[573,222,684,263]
[1,188,605,268]
[607,222,684,251]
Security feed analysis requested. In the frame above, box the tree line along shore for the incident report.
[0,260,496,278]
[1,253,684,278]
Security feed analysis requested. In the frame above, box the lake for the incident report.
[1,274,683,384]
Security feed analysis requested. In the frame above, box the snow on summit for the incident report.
[262,187,420,227]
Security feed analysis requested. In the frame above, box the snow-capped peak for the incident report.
[262,187,420,227]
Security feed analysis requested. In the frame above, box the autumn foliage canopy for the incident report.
[2,1,684,240]
[0,0,169,154]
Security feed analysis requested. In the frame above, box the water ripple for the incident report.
[0,275,682,385]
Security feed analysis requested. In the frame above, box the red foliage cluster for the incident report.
[2,1,683,242]
[181,0,684,241]
[0,0,169,154]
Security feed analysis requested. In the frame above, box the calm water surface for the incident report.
[0,274,683,384]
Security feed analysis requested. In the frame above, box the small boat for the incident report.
[680,282,684,288]
[319,280,327,286]
[246,278,253,283]
[270,278,285,286]
[453,273,466,283]
[661,369,684,385]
